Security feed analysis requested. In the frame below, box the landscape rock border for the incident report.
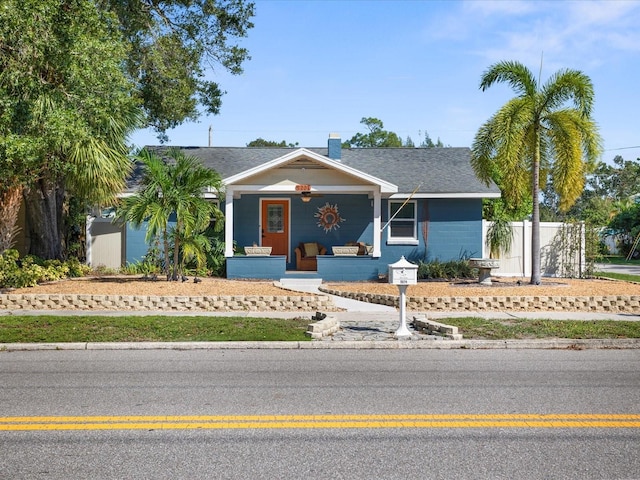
[0,293,338,312]
[320,287,640,313]
[2,290,640,314]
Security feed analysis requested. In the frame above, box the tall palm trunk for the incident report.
[24,177,65,260]
[531,127,541,285]
[162,226,170,278]
[0,185,23,254]
[171,219,183,280]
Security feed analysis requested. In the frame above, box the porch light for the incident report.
[301,191,312,202]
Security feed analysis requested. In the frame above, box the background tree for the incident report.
[471,60,602,284]
[343,117,403,148]
[100,0,255,140]
[541,155,640,225]
[117,148,223,280]
[0,0,140,258]
[608,202,640,258]
[1,0,254,260]
[419,131,445,148]
[344,120,449,149]
[593,155,640,201]
[246,138,299,147]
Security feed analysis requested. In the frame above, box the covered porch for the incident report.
[224,148,397,280]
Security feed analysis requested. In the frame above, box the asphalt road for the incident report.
[1,349,639,479]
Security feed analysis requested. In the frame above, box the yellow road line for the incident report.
[1,414,640,431]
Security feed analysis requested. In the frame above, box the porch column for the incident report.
[373,191,381,257]
[224,188,234,257]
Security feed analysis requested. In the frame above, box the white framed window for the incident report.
[387,200,419,245]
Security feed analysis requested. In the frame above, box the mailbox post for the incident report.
[388,256,417,338]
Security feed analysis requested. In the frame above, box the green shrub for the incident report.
[92,265,119,276]
[120,256,161,276]
[65,257,92,278]
[205,231,228,277]
[0,249,90,289]
[417,259,475,280]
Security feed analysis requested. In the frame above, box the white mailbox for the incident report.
[388,256,417,338]
[388,256,417,285]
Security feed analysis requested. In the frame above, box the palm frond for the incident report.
[479,60,537,97]
[546,109,602,211]
[540,69,595,117]
[474,98,532,208]
[67,138,131,204]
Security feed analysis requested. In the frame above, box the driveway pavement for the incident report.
[595,263,640,276]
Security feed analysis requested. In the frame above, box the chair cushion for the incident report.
[304,242,319,257]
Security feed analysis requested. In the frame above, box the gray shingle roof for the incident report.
[140,145,499,196]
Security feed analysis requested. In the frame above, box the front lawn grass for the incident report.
[0,315,312,343]
[593,271,640,283]
[1,315,639,343]
[452,317,640,340]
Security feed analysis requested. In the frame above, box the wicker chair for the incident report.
[294,242,327,271]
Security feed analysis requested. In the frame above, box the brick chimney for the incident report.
[327,133,341,161]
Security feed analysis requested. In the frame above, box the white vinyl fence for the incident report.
[482,220,585,278]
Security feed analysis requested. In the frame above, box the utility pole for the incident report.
[208,125,212,147]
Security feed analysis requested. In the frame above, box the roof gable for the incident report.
[224,148,397,193]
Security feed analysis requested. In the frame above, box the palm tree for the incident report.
[117,148,223,279]
[486,217,513,259]
[471,60,602,284]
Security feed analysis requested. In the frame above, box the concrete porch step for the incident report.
[278,278,323,289]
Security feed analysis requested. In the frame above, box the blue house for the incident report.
[114,134,500,281]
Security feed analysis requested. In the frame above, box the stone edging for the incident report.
[320,288,640,313]
[412,315,462,339]
[0,293,337,312]
[305,316,340,339]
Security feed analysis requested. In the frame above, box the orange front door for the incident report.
[261,199,289,259]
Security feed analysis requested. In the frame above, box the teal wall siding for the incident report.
[125,223,149,265]
[317,256,381,281]
[125,215,177,266]
[376,198,483,266]
[424,199,483,261]
[292,194,371,249]
[233,196,261,252]
[227,255,286,279]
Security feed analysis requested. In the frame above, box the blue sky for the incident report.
[130,0,640,163]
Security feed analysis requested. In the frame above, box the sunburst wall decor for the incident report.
[315,202,345,232]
